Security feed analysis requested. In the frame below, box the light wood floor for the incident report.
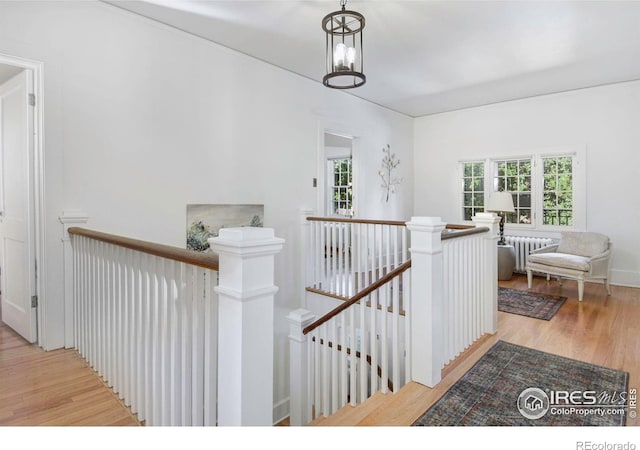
[309,274,640,426]
[0,317,140,426]
[1,274,637,427]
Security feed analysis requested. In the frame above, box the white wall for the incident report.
[414,80,640,287]
[0,1,413,422]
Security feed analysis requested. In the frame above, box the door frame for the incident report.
[316,121,361,217]
[0,52,45,347]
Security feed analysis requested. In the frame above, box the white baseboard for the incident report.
[610,269,640,289]
[525,269,640,289]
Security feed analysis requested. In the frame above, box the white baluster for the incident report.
[348,306,356,407]
[359,293,367,403]
[192,267,205,426]
[330,318,338,414]
[181,265,194,426]
[392,275,400,392]
[380,285,388,394]
[320,323,329,417]
[170,262,183,426]
[339,312,347,408]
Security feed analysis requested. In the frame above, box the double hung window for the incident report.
[460,150,581,229]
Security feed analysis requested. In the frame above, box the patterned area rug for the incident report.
[498,287,567,320]
[413,341,629,426]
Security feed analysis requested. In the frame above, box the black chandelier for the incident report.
[322,0,366,89]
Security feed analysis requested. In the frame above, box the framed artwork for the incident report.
[186,204,264,252]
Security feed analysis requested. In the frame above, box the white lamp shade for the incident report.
[487,191,515,213]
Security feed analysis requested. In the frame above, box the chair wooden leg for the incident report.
[577,280,584,302]
[604,278,611,296]
[546,273,550,281]
[527,270,533,288]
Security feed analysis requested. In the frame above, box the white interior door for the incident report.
[0,69,37,343]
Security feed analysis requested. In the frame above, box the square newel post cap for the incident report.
[286,309,316,343]
[208,227,285,256]
[472,212,501,232]
[406,216,447,233]
[472,212,500,223]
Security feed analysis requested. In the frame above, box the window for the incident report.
[329,157,353,216]
[493,158,532,224]
[461,161,485,221]
[460,150,582,229]
[542,156,573,226]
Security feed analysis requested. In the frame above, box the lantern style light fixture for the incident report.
[322,0,366,89]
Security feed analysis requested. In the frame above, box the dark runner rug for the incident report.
[413,341,629,426]
[498,287,566,320]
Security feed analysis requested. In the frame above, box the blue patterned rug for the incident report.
[413,341,629,426]
[498,287,566,320]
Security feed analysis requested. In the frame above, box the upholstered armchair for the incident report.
[526,231,612,302]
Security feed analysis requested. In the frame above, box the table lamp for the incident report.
[487,191,515,245]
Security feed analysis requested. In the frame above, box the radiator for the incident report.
[504,236,555,273]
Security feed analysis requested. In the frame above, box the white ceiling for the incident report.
[105,0,640,117]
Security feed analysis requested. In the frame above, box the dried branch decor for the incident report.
[378,144,402,202]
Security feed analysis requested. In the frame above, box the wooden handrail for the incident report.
[306,216,476,232]
[442,226,489,240]
[306,216,407,227]
[68,227,219,271]
[303,260,412,335]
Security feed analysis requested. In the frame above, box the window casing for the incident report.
[493,158,532,225]
[460,149,584,231]
[461,161,485,221]
[328,157,353,216]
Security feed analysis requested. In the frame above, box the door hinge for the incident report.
[31,295,38,308]
[28,93,36,107]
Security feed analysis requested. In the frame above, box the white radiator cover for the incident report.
[504,236,555,272]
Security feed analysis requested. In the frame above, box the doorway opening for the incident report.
[0,53,44,346]
[321,131,355,217]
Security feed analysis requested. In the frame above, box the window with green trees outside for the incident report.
[460,152,576,228]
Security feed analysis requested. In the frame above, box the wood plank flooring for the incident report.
[1,274,637,427]
[309,274,640,426]
[0,318,140,426]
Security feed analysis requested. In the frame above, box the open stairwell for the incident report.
[290,215,500,426]
[308,334,497,426]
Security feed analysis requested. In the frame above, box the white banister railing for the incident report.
[66,225,284,426]
[406,214,499,387]
[71,231,218,426]
[290,214,500,424]
[442,217,499,366]
[288,261,411,425]
[306,217,409,298]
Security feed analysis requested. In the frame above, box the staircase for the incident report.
[291,215,500,425]
[308,333,496,426]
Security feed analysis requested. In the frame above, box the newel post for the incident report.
[59,211,89,349]
[472,212,500,334]
[209,227,285,426]
[286,308,316,426]
[406,216,446,388]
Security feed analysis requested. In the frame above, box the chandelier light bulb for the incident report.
[334,43,347,70]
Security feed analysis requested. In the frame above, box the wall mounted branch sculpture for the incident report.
[378,144,402,202]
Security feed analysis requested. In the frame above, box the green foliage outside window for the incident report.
[461,154,574,227]
[542,156,573,226]
[331,158,353,216]
[462,162,485,221]
[494,158,532,224]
